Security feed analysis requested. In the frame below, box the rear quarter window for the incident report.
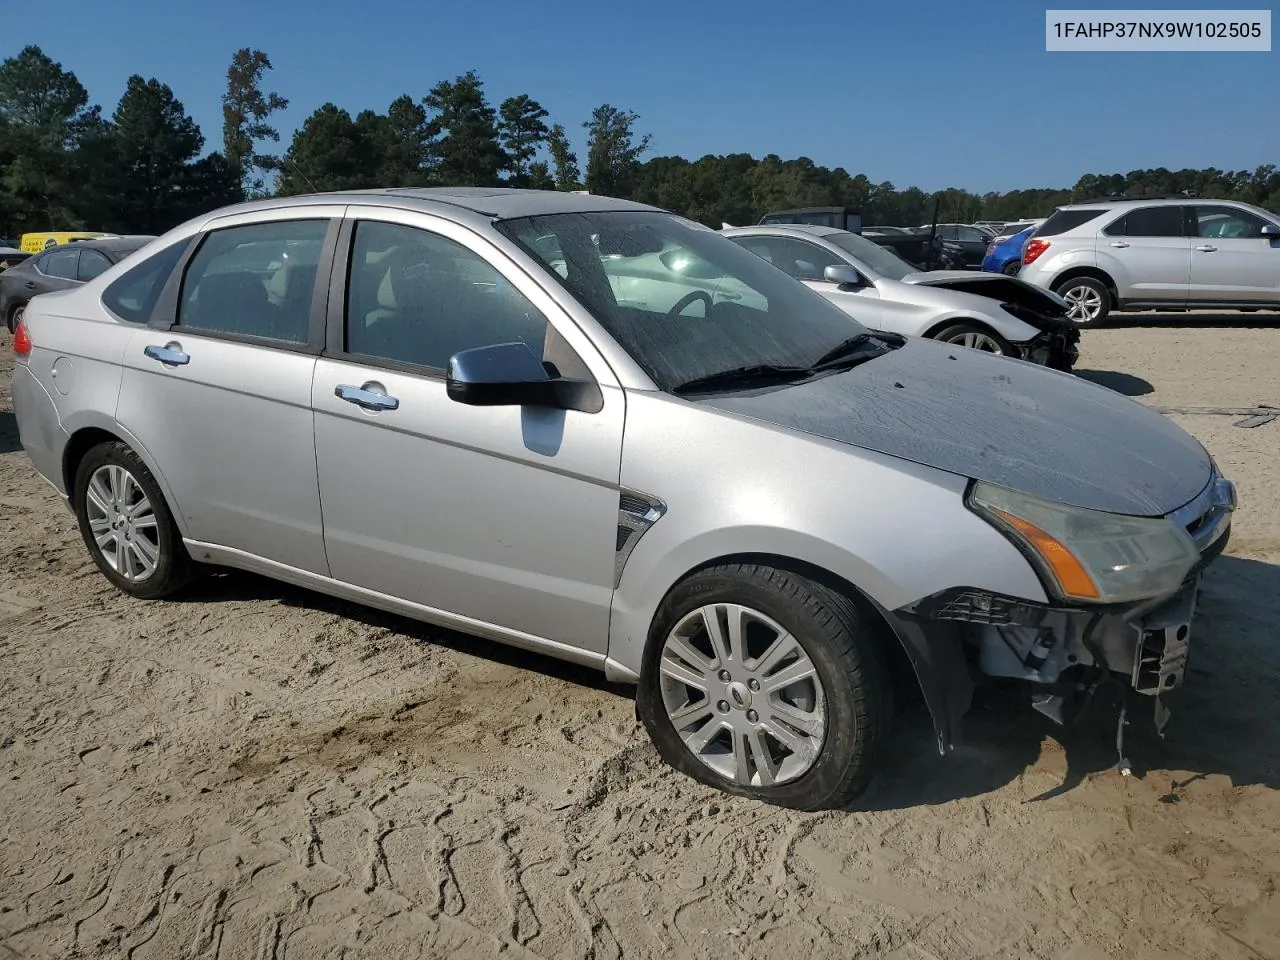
[1036,209,1108,237]
[102,239,190,323]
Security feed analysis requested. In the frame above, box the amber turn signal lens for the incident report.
[990,507,1100,600]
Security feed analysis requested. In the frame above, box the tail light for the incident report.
[12,320,32,358]
[1023,238,1050,265]
[985,243,996,256]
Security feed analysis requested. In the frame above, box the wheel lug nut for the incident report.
[746,709,759,723]
[717,700,730,714]
[748,679,760,692]
[718,670,731,682]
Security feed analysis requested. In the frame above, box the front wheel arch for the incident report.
[640,552,942,739]
[921,317,1016,354]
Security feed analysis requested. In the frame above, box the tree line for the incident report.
[2,43,1278,240]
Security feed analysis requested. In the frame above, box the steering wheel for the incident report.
[667,290,714,317]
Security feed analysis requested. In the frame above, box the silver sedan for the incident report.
[12,188,1233,808]
[723,223,1080,370]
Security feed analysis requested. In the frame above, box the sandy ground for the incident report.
[1,316,1278,960]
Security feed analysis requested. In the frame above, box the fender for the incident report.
[59,410,193,539]
[605,525,975,753]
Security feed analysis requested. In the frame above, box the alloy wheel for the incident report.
[943,330,1005,353]
[84,464,161,581]
[1062,284,1104,323]
[658,603,826,787]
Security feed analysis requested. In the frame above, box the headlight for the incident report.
[967,481,1200,605]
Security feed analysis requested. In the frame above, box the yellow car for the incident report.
[19,231,113,253]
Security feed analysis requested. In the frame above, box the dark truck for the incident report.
[759,207,964,271]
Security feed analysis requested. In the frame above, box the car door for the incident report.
[115,208,341,576]
[77,247,114,282]
[1188,204,1280,305]
[310,209,625,655]
[30,246,82,295]
[1098,206,1191,304]
[731,235,888,329]
[957,226,990,266]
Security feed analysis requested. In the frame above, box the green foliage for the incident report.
[0,48,241,237]
[583,104,650,198]
[99,76,240,233]
[0,45,101,232]
[424,71,507,187]
[221,48,288,198]
[546,123,581,191]
[2,47,1278,244]
[499,94,550,185]
[276,103,382,195]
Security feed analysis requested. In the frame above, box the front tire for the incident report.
[73,441,192,599]
[931,321,1013,355]
[1054,276,1111,327]
[1001,261,1021,276]
[7,303,24,334]
[637,564,891,810]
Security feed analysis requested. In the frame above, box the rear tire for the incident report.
[1054,276,1111,327]
[931,322,1013,356]
[73,441,193,600]
[637,563,892,810]
[6,303,24,334]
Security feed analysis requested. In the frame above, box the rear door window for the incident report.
[177,220,328,344]
[78,249,113,281]
[40,247,79,279]
[1103,206,1185,238]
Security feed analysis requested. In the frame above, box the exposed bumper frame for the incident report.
[888,473,1236,752]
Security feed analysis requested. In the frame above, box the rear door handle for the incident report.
[1109,241,1130,248]
[1195,244,1218,252]
[335,383,399,411]
[23,280,37,289]
[144,343,190,366]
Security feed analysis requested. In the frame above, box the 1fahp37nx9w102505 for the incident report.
[11,188,1236,809]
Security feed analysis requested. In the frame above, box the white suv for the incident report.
[1016,198,1280,325]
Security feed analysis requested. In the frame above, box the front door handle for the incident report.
[23,280,37,289]
[1109,241,1130,248]
[1195,244,1218,252]
[144,343,190,366]
[335,383,400,411]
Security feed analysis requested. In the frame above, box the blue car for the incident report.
[981,224,1035,275]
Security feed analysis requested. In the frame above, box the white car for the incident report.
[723,224,1079,369]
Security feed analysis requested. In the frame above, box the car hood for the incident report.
[872,276,1013,317]
[901,271,1070,315]
[697,338,1211,516]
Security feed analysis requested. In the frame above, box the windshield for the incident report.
[497,211,869,392]
[824,231,916,281]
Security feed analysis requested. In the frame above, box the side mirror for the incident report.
[1261,224,1280,238]
[446,341,601,413]
[824,264,863,287]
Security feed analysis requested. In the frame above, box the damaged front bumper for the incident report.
[887,474,1236,752]
[1016,328,1080,372]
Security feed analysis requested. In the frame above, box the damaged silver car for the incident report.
[723,223,1081,371]
[11,188,1234,809]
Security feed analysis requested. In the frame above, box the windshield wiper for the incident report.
[809,333,895,371]
[672,363,812,396]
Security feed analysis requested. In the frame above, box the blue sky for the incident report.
[6,0,1277,194]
